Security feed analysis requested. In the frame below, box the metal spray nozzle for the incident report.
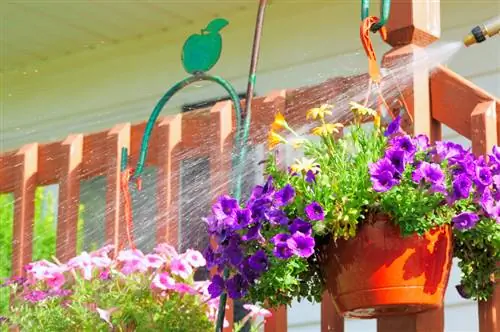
[463,16,500,47]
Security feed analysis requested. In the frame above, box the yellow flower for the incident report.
[349,101,377,117]
[311,123,344,136]
[373,113,381,129]
[268,130,287,150]
[306,104,333,120]
[271,112,288,131]
[290,157,320,174]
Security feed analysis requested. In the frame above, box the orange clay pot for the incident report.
[318,214,453,319]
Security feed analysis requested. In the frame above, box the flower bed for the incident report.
[204,103,499,318]
[2,244,270,331]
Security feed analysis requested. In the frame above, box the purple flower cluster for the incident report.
[204,176,325,300]
[371,116,500,231]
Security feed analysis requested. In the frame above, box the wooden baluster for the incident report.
[12,143,38,277]
[156,115,182,248]
[321,290,344,331]
[209,101,235,331]
[56,134,83,262]
[470,101,499,332]
[265,307,287,332]
[105,123,131,252]
[380,1,443,331]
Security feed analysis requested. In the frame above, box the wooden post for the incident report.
[105,123,131,252]
[12,144,38,277]
[321,291,344,332]
[156,115,182,248]
[56,134,83,262]
[470,101,499,332]
[380,1,443,331]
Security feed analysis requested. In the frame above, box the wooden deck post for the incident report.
[380,0,443,331]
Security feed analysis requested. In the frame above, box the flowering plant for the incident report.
[204,103,499,307]
[2,244,271,331]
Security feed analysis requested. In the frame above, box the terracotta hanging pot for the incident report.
[317,214,453,319]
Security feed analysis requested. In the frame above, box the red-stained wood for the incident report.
[471,101,497,156]
[264,306,287,332]
[431,66,500,143]
[82,130,108,179]
[56,134,83,262]
[11,143,38,277]
[478,274,500,332]
[321,291,344,332]
[208,101,235,332]
[104,123,131,252]
[0,152,15,193]
[470,101,499,332]
[384,0,440,47]
[155,114,182,248]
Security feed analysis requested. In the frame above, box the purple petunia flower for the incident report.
[242,224,265,242]
[369,158,398,177]
[475,166,492,187]
[286,232,315,258]
[224,243,244,267]
[289,218,312,236]
[274,184,296,207]
[480,188,500,221]
[271,233,290,245]
[412,162,444,185]
[371,169,399,192]
[414,134,430,151]
[452,212,480,230]
[385,149,406,174]
[248,250,269,272]
[451,174,473,201]
[203,246,217,269]
[234,208,252,230]
[267,209,289,226]
[390,135,416,160]
[384,115,402,137]
[226,274,248,299]
[212,195,239,220]
[273,242,293,259]
[208,275,225,298]
[238,258,260,284]
[435,141,466,161]
[305,170,316,183]
[305,202,325,221]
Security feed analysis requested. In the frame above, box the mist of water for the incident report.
[2,41,465,259]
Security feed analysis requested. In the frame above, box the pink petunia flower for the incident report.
[45,271,65,289]
[243,304,272,319]
[169,258,193,280]
[145,254,165,269]
[173,283,198,295]
[151,272,176,291]
[67,252,95,280]
[154,243,178,259]
[117,249,148,275]
[182,249,206,268]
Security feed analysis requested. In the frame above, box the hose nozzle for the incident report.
[463,16,500,47]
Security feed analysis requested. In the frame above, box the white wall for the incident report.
[2,1,498,331]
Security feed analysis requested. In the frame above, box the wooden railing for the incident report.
[1,0,498,331]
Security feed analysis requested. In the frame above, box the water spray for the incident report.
[463,16,500,47]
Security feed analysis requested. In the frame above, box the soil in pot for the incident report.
[317,214,453,319]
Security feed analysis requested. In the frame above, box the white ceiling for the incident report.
[1,0,253,72]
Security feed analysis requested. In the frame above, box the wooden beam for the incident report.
[321,291,344,332]
[430,66,500,143]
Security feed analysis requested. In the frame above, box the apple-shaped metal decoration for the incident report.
[181,18,229,74]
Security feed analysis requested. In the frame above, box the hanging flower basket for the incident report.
[204,102,499,321]
[318,214,453,318]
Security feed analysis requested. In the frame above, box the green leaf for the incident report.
[204,18,229,33]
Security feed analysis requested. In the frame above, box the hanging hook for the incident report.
[361,0,391,32]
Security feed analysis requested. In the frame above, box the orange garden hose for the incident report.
[360,16,409,121]
[120,168,140,250]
